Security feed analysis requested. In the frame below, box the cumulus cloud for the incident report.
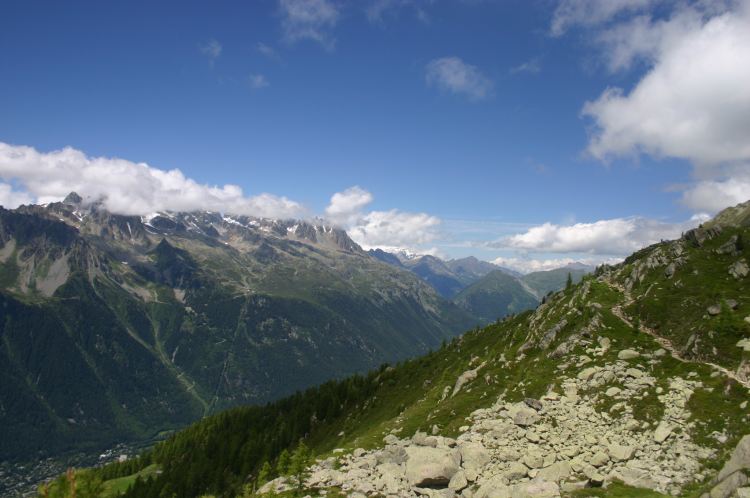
[0,142,304,219]
[582,5,750,168]
[279,0,340,49]
[551,0,660,36]
[0,183,34,209]
[489,215,708,256]
[325,186,374,226]
[348,210,442,249]
[324,186,441,250]
[425,57,493,101]
[680,167,750,212]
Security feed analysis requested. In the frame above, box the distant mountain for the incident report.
[367,252,520,299]
[0,195,475,464]
[452,269,539,324]
[522,266,591,298]
[399,255,467,298]
[445,256,519,280]
[367,248,404,267]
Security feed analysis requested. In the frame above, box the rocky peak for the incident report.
[62,191,83,206]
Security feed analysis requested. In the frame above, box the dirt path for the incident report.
[605,280,750,390]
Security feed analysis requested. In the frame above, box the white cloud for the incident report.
[680,168,750,212]
[199,39,222,60]
[0,183,34,209]
[279,0,340,49]
[348,210,442,249]
[0,142,304,219]
[325,186,374,226]
[510,58,541,75]
[324,186,442,250]
[491,256,618,274]
[582,3,750,169]
[491,215,707,255]
[248,73,270,89]
[425,57,493,101]
[551,0,660,36]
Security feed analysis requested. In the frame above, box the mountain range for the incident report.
[0,194,476,465]
[369,250,591,324]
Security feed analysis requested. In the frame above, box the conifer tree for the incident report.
[289,442,311,495]
[565,272,573,290]
[257,461,272,486]
[276,449,291,476]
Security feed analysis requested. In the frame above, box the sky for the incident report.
[1,0,749,272]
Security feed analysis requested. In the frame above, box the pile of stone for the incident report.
[297,350,715,498]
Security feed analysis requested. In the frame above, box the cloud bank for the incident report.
[489,215,709,256]
[0,142,304,219]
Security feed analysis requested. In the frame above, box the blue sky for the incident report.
[1,0,748,271]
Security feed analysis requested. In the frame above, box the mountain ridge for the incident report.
[0,195,475,470]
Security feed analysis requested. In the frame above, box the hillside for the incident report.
[0,196,475,470]
[452,270,539,325]
[71,201,750,498]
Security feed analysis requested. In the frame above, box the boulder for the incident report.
[608,444,635,462]
[577,367,599,381]
[717,236,740,255]
[510,480,561,497]
[608,466,658,490]
[665,263,677,278]
[525,398,543,411]
[523,451,545,469]
[506,461,529,480]
[708,305,722,316]
[625,368,645,379]
[536,461,571,482]
[618,349,640,360]
[653,422,673,443]
[589,451,609,467]
[413,431,439,447]
[459,443,490,475]
[729,259,749,279]
[474,476,512,498]
[717,435,750,483]
[405,446,461,487]
[449,470,469,492]
[707,471,749,498]
[512,405,540,427]
[605,387,622,397]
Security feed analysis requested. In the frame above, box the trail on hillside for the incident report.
[605,280,750,390]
